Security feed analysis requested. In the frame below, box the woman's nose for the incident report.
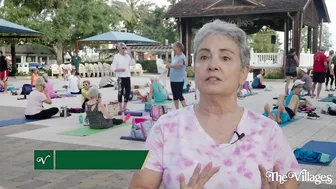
[207,59,219,71]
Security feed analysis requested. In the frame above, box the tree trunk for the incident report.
[10,44,17,76]
[53,42,64,65]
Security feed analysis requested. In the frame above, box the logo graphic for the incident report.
[34,150,54,170]
[266,169,333,185]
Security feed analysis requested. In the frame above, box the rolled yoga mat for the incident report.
[118,111,143,116]
[120,136,146,142]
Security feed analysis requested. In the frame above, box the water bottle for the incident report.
[79,114,84,124]
[64,106,68,117]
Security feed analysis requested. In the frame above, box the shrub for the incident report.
[15,72,30,76]
[139,60,157,73]
[265,72,283,79]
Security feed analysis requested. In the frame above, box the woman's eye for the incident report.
[222,56,230,61]
[200,56,208,60]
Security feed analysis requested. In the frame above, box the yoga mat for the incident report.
[169,91,195,95]
[279,116,304,127]
[120,136,146,142]
[118,111,143,116]
[62,94,76,97]
[319,97,336,102]
[239,92,258,98]
[58,122,131,136]
[133,100,172,105]
[0,116,59,127]
[0,118,36,127]
[297,140,336,166]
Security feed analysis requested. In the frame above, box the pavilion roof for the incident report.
[129,46,172,53]
[166,0,330,22]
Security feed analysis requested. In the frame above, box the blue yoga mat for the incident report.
[0,118,37,127]
[0,116,59,127]
[319,97,336,102]
[279,116,304,127]
[297,140,336,166]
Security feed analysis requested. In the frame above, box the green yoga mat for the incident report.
[58,122,131,136]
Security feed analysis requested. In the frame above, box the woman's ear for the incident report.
[240,65,250,85]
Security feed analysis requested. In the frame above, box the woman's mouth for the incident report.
[206,76,221,81]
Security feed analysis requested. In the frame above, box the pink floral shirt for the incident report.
[144,105,301,189]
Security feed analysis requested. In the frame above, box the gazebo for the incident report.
[76,31,158,55]
[166,0,330,66]
[0,18,42,74]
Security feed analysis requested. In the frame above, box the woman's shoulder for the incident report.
[156,106,193,125]
[245,109,279,130]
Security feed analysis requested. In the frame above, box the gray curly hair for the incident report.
[87,87,100,99]
[193,19,250,68]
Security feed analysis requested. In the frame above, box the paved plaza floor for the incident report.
[0,75,335,189]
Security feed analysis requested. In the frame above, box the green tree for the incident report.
[1,0,119,64]
[137,6,177,44]
[112,0,153,33]
[248,27,282,53]
[321,24,332,50]
[301,27,308,52]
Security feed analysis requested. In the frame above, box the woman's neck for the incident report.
[176,51,182,55]
[197,94,240,116]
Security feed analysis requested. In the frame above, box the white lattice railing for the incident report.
[250,48,314,68]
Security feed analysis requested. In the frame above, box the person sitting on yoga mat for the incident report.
[239,80,253,97]
[62,64,72,81]
[130,20,300,189]
[30,67,39,87]
[81,80,91,109]
[147,76,171,103]
[25,77,59,119]
[68,70,81,94]
[251,69,266,89]
[99,76,115,88]
[300,68,312,94]
[284,80,305,107]
[85,87,129,129]
[42,73,61,99]
[263,94,299,124]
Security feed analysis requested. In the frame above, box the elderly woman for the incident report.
[81,80,91,109]
[25,77,59,119]
[85,87,130,129]
[129,20,300,189]
[42,73,60,99]
[111,42,134,111]
[147,76,170,103]
[166,42,187,109]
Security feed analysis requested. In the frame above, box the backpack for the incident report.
[21,84,33,95]
[285,55,297,73]
[108,102,118,116]
[130,118,153,140]
[150,105,168,121]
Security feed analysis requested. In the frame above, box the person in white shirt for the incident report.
[99,76,115,88]
[68,70,81,94]
[111,43,134,111]
[25,77,59,119]
[62,64,72,80]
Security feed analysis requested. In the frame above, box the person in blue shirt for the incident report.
[263,94,299,124]
[166,42,187,109]
[147,77,170,103]
[251,69,266,89]
[284,80,305,107]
